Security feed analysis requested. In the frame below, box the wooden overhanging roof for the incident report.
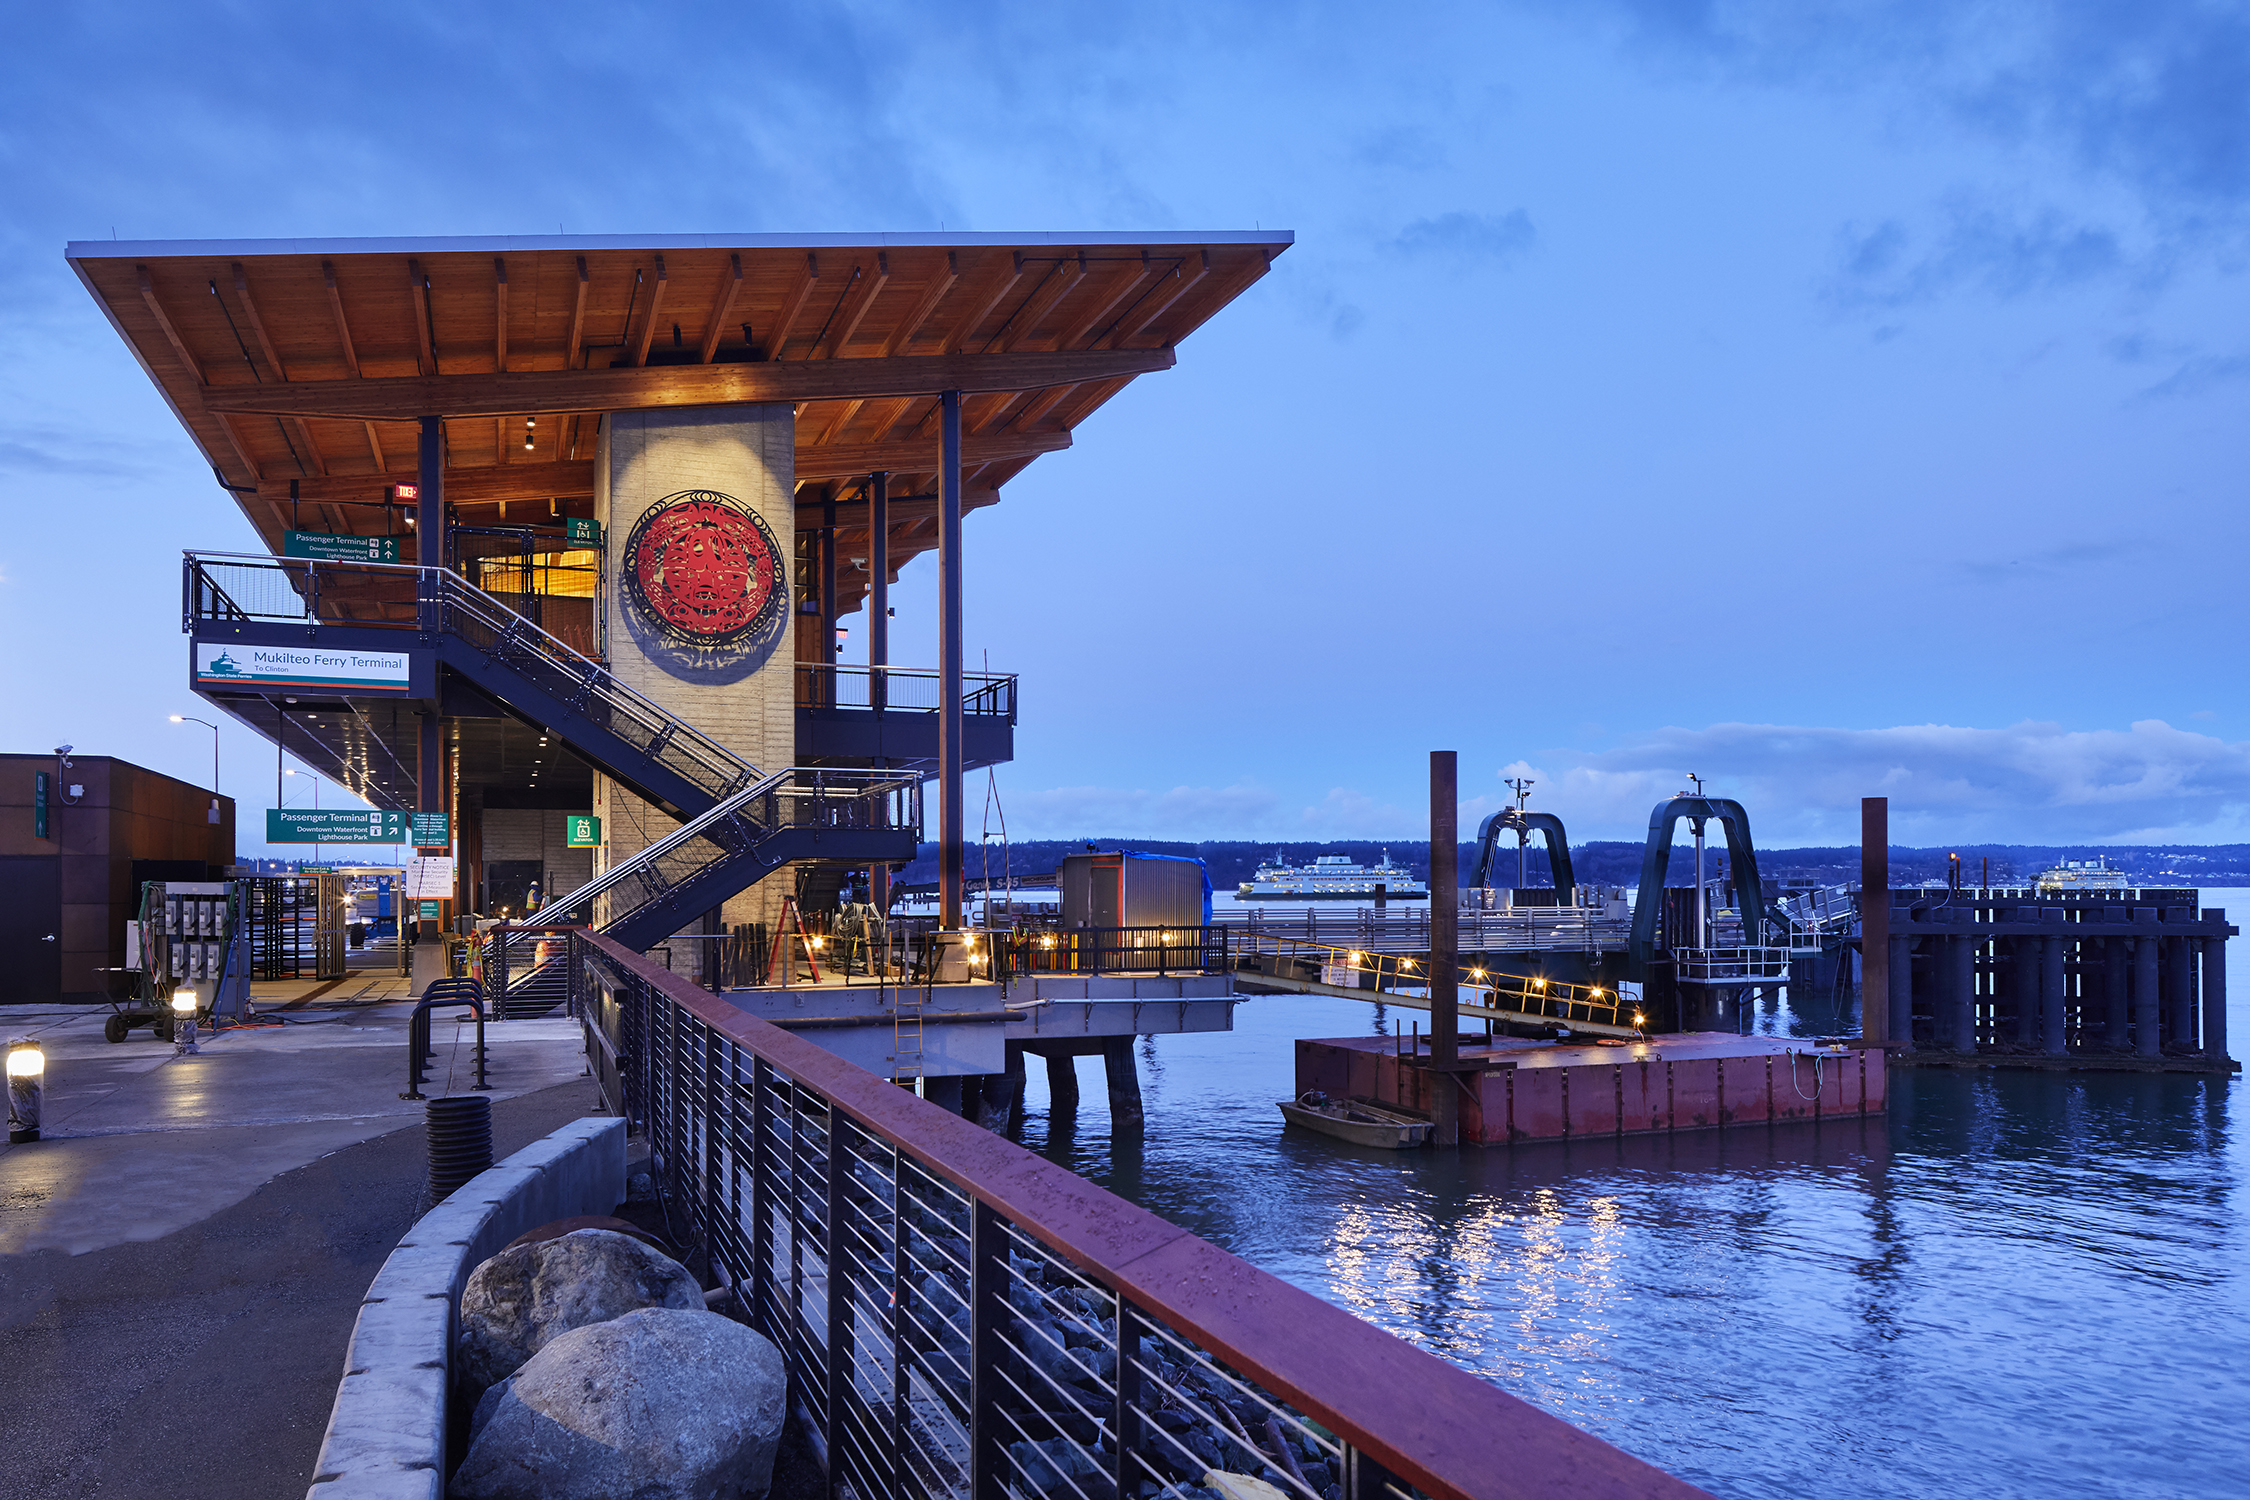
[68,231,1290,608]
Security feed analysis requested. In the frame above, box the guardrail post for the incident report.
[890,1153,911,1486]
[1114,1296,1144,1498]
[969,1200,1006,1500]
[751,1056,774,1333]
[825,1107,851,1500]
[1344,1446,1403,1500]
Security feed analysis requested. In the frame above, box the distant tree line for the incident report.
[893,839,2250,890]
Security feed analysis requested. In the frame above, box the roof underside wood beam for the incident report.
[699,253,743,363]
[201,347,1176,420]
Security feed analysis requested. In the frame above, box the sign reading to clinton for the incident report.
[619,489,789,682]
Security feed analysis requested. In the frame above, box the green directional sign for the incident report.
[285,530,401,563]
[268,809,411,843]
[564,516,602,547]
[565,814,601,848]
[411,811,450,847]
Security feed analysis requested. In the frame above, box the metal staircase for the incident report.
[185,553,923,1014]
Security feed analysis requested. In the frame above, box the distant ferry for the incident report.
[2034,857,2131,893]
[1236,852,1428,901]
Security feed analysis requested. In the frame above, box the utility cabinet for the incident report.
[1058,851,1210,930]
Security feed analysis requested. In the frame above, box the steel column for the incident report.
[821,493,839,670]
[1889,935,1914,1049]
[417,415,444,566]
[2011,937,2040,1047]
[938,391,964,931]
[1950,934,1978,1051]
[2202,932,2229,1061]
[2041,935,2068,1054]
[2104,938,2132,1047]
[2168,936,2197,1047]
[1429,751,1459,1146]
[1860,797,1889,1048]
[868,470,889,707]
[2134,935,2161,1058]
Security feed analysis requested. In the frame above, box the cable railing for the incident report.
[183,550,754,807]
[571,929,1710,1500]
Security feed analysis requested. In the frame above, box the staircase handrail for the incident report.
[535,766,922,929]
[183,550,759,799]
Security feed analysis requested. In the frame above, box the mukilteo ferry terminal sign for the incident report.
[195,643,412,692]
[620,488,789,682]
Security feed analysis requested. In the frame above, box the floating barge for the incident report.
[1294,1031,1884,1146]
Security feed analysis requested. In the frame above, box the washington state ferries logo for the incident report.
[619,489,788,684]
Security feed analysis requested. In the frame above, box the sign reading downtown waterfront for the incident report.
[284,530,401,563]
[269,809,413,843]
[196,643,413,693]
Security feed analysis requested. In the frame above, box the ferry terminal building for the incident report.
[71,233,1286,978]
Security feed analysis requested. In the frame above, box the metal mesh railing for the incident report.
[797,663,1017,719]
[573,930,1710,1500]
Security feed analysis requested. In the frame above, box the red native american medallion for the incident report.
[620,489,786,653]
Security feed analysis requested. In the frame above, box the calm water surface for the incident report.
[1013,890,2249,1498]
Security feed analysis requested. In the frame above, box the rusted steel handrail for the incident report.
[574,928,1709,1500]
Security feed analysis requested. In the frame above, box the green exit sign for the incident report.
[285,530,401,563]
[269,808,411,843]
[565,814,601,848]
[565,516,602,547]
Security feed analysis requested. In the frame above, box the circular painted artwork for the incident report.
[619,489,788,681]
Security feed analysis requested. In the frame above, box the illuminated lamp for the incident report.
[6,1039,44,1143]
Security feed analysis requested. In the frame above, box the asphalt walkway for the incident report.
[0,989,606,1498]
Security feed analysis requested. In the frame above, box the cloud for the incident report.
[0,437,160,480]
[1489,719,2250,845]
[1386,209,1537,263]
[1957,536,2150,584]
[1590,1,2250,223]
[1825,202,2130,308]
[1002,782,1419,841]
[2136,352,2250,401]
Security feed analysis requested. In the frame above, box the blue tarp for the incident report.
[1117,849,1214,924]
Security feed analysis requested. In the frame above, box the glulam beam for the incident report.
[201,347,1176,421]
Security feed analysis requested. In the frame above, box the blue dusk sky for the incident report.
[3,2,2246,854]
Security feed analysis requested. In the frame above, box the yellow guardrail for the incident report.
[1237,932,1638,1032]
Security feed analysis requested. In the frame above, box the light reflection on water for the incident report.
[1018,892,2250,1499]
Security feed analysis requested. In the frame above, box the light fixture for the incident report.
[6,1038,44,1143]
[171,991,198,1015]
[171,991,201,1055]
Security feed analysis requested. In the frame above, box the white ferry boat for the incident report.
[1236,852,1429,901]
[2034,857,2131,893]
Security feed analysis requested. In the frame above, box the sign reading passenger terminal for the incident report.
[196,643,411,692]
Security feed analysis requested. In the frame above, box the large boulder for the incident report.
[449,1307,787,1500]
[457,1228,701,1394]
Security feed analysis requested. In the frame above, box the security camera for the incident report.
[55,744,71,756]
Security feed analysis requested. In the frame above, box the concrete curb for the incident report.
[304,1116,627,1499]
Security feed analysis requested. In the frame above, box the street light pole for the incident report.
[170,715,220,824]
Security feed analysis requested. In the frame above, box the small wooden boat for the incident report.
[1277,1092,1433,1149]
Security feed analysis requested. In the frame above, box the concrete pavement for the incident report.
[0,996,592,1255]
